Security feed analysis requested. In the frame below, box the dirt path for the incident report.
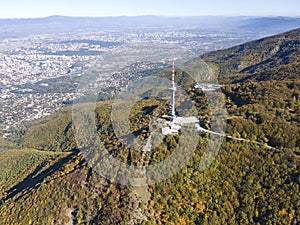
[65,208,75,225]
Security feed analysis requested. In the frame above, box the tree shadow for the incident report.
[1,150,79,204]
[141,105,158,116]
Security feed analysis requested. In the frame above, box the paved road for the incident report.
[197,126,276,150]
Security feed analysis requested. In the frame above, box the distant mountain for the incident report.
[0,15,298,38]
[238,17,300,33]
[201,27,300,82]
[0,15,234,40]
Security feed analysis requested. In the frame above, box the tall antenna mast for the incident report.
[170,59,176,121]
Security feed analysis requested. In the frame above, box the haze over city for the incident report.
[0,0,299,18]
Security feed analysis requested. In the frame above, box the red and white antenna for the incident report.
[170,59,176,121]
[172,59,175,89]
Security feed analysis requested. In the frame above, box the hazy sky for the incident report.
[0,0,299,18]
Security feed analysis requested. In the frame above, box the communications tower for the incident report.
[169,60,176,121]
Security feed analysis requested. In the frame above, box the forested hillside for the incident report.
[0,28,299,224]
[202,28,300,82]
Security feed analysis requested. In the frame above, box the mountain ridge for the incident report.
[201,27,300,83]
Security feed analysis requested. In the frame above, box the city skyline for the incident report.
[0,0,299,19]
